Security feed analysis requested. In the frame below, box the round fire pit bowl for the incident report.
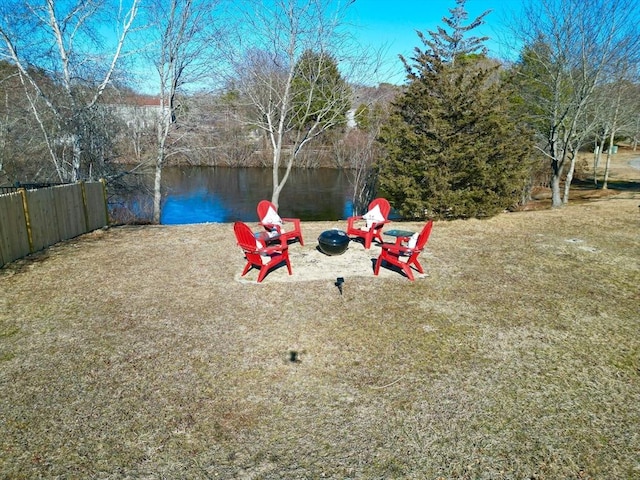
[318,229,350,256]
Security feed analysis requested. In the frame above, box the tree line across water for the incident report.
[1,0,639,223]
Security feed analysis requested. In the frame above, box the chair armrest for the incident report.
[258,243,288,255]
[280,217,301,228]
[369,219,390,233]
[259,222,283,233]
[381,243,415,255]
[346,215,363,229]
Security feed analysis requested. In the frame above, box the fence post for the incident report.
[19,188,34,253]
[80,181,90,231]
[100,178,109,226]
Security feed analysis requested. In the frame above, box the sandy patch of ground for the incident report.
[234,222,429,283]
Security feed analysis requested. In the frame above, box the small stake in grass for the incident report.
[335,277,344,295]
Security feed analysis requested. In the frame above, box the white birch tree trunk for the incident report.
[225,0,372,208]
[0,0,139,182]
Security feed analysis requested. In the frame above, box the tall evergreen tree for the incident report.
[291,50,351,130]
[422,0,489,64]
[377,0,533,219]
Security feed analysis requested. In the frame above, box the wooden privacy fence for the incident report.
[0,181,109,268]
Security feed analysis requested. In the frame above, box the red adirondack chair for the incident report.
[233,221,292,282]
[374,220,433,281]
[257,200,304,246]
[346,198,391,249]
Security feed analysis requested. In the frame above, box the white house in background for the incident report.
[346,109,357,129]
[107,95,167,130]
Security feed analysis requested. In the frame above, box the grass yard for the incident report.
[1,160,639,478]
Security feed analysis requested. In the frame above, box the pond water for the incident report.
[113,166,357,224]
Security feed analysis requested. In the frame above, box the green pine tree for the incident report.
[290,50,351,130]
[377,0,533,220]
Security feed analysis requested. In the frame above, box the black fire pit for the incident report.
[318,229,350,255]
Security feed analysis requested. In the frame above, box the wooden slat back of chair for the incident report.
[415,220,434,251]
[257,200,272,222]
[234,221,259,252]
[368,198,391,221]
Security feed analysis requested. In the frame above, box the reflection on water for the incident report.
[115,166,356,224]
[161,187,230,224]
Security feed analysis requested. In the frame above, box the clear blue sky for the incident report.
[131,0,524,92]
[345,0,523,84]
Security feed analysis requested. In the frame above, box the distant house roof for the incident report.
[120,95,162,107]
[105,95,166,129]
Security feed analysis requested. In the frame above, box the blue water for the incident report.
[117,166,358,225]
[161,188,231,224]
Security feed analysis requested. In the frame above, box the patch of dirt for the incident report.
[236,223,429,283]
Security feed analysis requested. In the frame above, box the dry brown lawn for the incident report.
[1,154,639,479]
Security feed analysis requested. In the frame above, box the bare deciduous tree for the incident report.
[599,59,639,189]
[630,89,640,151]
[0,0,140,182]
[224,0,369,208]
[331,94,393,215]
[509,0,640,207]
[135,0,223,223]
